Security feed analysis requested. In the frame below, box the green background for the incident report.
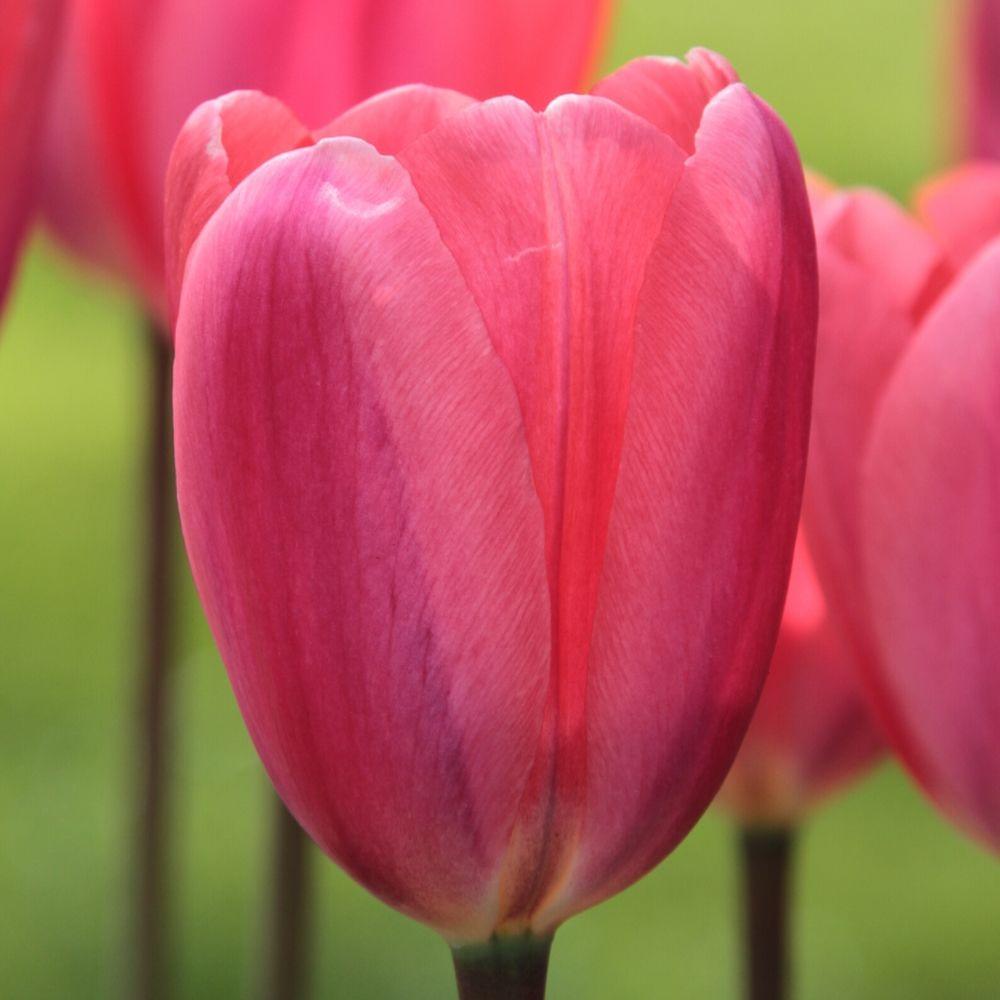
[2,0,997,997]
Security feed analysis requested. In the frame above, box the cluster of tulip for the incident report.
[1,1,997,999]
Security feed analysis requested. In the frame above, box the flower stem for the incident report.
[740,826,795,1000]
[451,934,553,1000]
[262,796,313,1000]
[134,317,176,1000]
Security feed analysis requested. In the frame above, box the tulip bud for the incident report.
[806,170,1000,853]
[168,51,818,958]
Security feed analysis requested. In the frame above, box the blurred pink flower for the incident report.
[0,0,64,314]
[41,0,613,320]
[718,531,883,827]
[167,51,817,940]
[807,168,1000,852]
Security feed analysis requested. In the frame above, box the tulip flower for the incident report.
[964,0,1000,159]
[42,0,613,318]
[862,239,1000,854]
[807,169,1000,854]
[718,529,881,1000]
[719,533,882,830]
[167,50,817,995]
[0,0,64,315]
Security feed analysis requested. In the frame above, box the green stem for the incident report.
[740,826,795,1000]
[134,317,176,1000]
[451,934,553,1000]
[262,796,312,1000]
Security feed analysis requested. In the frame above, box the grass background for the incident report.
[2,0,998,996]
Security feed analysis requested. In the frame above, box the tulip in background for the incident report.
[807,165,1000,857]
[964,0,1000,158]
[717,531,882,1000]
[40,3,612,997]
[43,0,613,316]
[166,49,818,998]
[0,0,64,317]
[719,535,881,831]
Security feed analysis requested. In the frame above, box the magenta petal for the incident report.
[316,84,476,153]
[591,48,738,153]
[549,86,817,925]
[164,90,311,327]
[399,93,688,921]
[174,138,552,938]
[863,237,1000,853]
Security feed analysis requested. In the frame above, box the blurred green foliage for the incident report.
[1,0,997,997]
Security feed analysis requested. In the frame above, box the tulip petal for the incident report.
[718,533,883,826]
[548,86,817,925]
[174,138,553,938]
[863,236,1000,852]
[398,95,688,920]
[40,13,129,280]
[164,90,311,326]
[315,84,476,153]
[915,160,1000,271]
[350,0,612,110]
[0,0,64,308]
[591,48,738,153]
[813,187,952,321]
[802,190,952,745]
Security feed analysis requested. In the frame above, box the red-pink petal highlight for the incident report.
[164,90,312,326]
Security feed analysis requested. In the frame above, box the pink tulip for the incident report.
[807,174,1000,852]
[861,237,1000,852]
[965,0,1000,158]
[41,0,613,318]
[168,50,817,949]
[0,0,64,312]
[718,532,882,827]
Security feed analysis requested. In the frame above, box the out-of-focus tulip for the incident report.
[804,183,949,755]
[965,0,1000,159]
[862,238,1000,852]
[42,0,613,319]
[807,172,1000,852]
[719,532,882,828]
[0,0,64,312]
[168,50,817,952]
